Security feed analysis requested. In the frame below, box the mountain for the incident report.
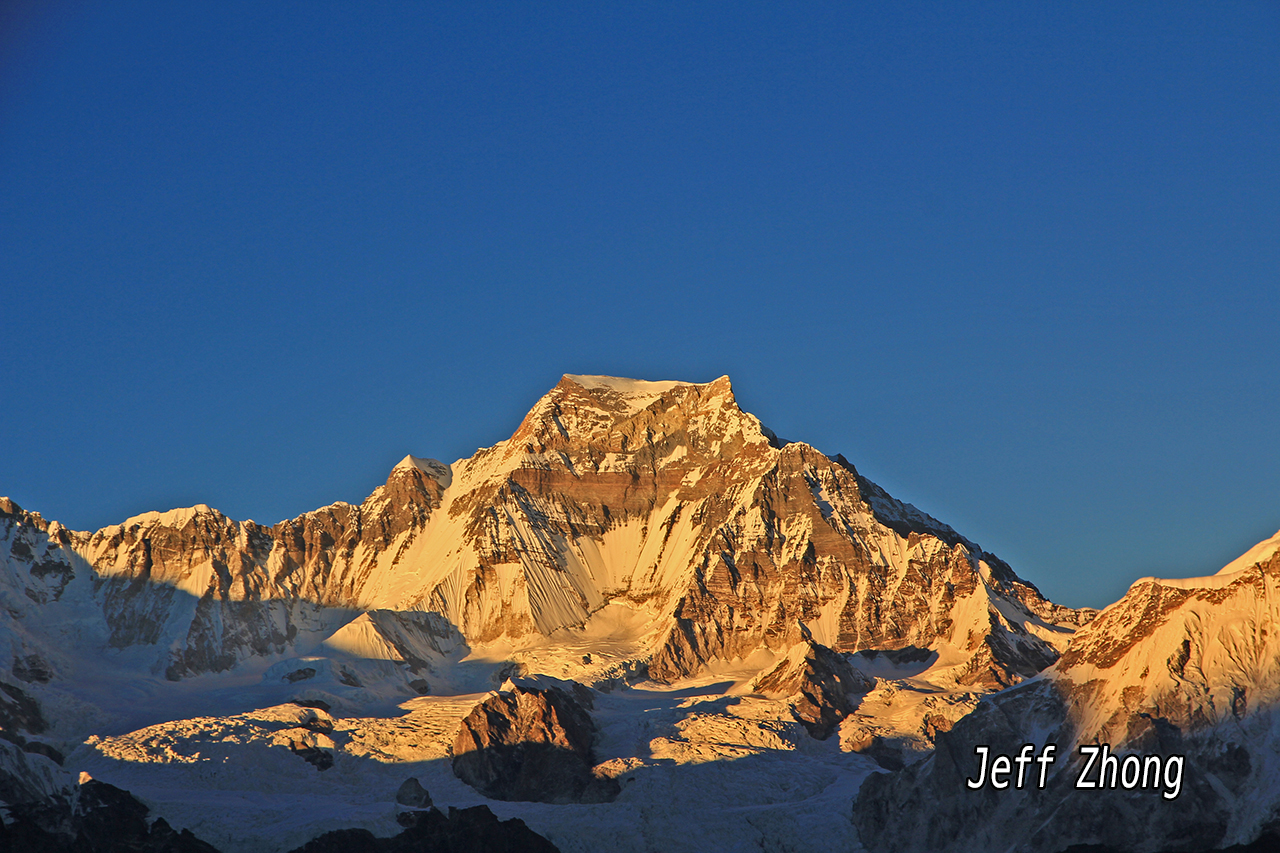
[0,374,1097,851]
[1,375,1084,691]
[854,529,1280,853]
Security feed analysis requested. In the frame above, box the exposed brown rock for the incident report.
[751,635,874,739]
[451,683,618,804]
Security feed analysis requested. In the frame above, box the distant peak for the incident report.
[503,373,751,452]
[393,455,453,488]
[560,374,731,415]
[562,374,702,394]
[121,504,219,528]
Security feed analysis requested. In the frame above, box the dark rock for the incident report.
[752,637,873,739]
[283,668,317,684]
[451,683,619,804]
[394,777,431,808]
[286,827,382,853]
[296,708,334,734]
[425,806,559,853]
[0,682,46,743]
[857,646,934,666]
[291,698,332,713]
[21,741,64,765]
[1,778,219,853]
[11,655,53,684]
[288,744,333,771]
[289,805,559,853]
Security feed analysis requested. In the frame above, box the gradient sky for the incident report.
[2,2,1277,609]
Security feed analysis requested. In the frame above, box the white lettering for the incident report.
[1120,755,1141,789]
[966,746,990,789]
[1163,755,1184,800]
[1076,745,1099,788]
[1014,744,1035,789]
[990,754,1012,789]
[1037,744,1057,788]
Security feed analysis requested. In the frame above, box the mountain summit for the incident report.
[1,374,1086,691]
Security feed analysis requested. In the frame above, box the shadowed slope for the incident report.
[854,530,1280,853]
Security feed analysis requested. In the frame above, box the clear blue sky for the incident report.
[2,2,1277,609]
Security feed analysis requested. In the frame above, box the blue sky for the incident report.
[2,2,1277,609]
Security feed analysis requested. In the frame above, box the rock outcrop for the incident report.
[451,682,618,804]
[287,805,560,853]
[394,776,431,809]
[0,771,219,853]
[0,746,555,853]
[751,634,874,739]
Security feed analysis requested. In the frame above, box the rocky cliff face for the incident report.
[356,375,1087,687]
[1051,536,1280,747]
[451,681,617,804]
[853,530,1280,853]
[750,634,874,739]
[0,375,1088,696]
[80,457,451,680]
[0,464,455,689]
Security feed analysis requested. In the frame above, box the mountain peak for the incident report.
[505,374,747,454]
[119,504,220,529]
[558,373,730,416]
[563,372,695,392]
[391,454,452,489]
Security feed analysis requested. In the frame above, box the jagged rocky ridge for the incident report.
[0,766,219,853]
[0,375,1088,698]
[750,632,875,739]
[451,681,618,804]
[854,530,1280,853]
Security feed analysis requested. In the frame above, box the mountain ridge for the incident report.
[4,374,1275,852]
[854,526,1280,853]
[0,373,1088,691]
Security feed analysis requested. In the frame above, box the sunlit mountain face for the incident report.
[2,376,1275,852]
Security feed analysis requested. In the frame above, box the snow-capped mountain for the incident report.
[0,375,1084,693]
[0,374,1112,851]
[855,529,1280,853]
